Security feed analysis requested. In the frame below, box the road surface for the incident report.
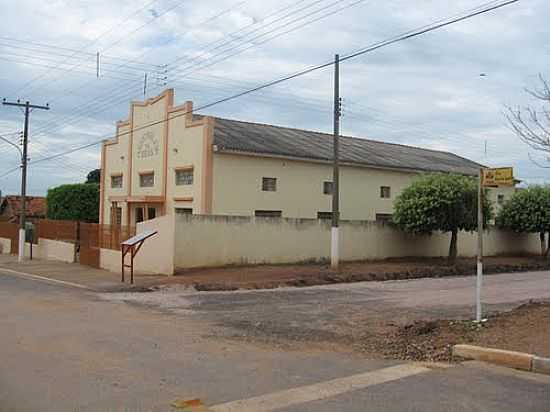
[1,269,549,411]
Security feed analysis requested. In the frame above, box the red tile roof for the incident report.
[0,195,47,222]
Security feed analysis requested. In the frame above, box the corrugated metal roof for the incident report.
[211,117,482,175]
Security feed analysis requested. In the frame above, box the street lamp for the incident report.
[0,133,23,161]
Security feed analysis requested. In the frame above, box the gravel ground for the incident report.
[168,256,550,291]
[101,271,550,362]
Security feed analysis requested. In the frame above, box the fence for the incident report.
[0,222,19,255]
[98,225,136,250]
[36,219,78,243]
[33,220,134,250]
[1,218,136,266]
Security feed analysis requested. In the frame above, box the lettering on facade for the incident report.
[136,131,160,159]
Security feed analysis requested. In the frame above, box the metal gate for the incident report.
[0,222,19,255]
[79,222,100,268]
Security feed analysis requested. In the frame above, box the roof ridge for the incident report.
[208,115,478,162]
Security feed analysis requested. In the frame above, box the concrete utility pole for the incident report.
[331,54,342,269]
[476,168,484,322]
[2,99,50,262]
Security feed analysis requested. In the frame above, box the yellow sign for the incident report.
[482,167,514,187]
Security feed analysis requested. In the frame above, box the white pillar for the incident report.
[476,261,483,322]
[18,228,25,262]
[331,226,339,269]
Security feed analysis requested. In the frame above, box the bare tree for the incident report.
[506,74,550,165]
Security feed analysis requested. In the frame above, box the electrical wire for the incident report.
[24,0,519,170]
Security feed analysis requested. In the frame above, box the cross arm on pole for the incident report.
[2,99,50,110]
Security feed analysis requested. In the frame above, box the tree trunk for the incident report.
[540,232,546,257]
[448,229,458,265]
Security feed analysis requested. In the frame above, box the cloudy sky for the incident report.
[0,0,548,195]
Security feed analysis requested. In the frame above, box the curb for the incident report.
[0,267,94,291]
[453,344,550,375]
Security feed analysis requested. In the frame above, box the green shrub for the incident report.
[46,183,99,222]
[393,173,493,263]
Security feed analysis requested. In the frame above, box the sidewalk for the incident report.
[0,254,166,291]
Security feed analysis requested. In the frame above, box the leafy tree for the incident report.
[86,169,101,184]
[497,186,550,257]
[393,173,493,264]
[47,183,99,222]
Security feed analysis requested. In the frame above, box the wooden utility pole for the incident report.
[331,54,342,269]
[2,99,50,261]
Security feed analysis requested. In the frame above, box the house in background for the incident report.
[0,195,47,223]
[100,89,512,226]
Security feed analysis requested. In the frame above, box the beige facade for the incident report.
[101,89,213,226]
[101,89,511,225]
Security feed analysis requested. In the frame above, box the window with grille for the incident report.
[255,210,282,218]
[111,207,122,225]
[175,208,193,215]
[323,181,333,195]
[262,177,277,192]
[380,186,391,199]
[140,172,154,187]
[317,211,332,220]
[111,175,123,188]
[175,169,193,185]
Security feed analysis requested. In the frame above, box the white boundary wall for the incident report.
[1,237,75,262]
[96,214,542,275]
[0,237,11,254]
[173,215,540,270]
[25,238,75,263]
[100,215,175,275]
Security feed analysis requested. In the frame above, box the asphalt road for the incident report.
[1,270,550,411]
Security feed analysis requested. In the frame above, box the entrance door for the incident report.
[111,206,122,227]
[135,207,144,224]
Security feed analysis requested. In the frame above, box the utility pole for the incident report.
[331,54,342,269]
[2,99,50,262]
[476,168,484,323]
[143,73,148,98]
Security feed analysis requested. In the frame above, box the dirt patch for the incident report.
[166,256,550,291]
[359,301,550,362]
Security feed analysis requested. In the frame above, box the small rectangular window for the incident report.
[380,186,391,199]
[111,175,123,189]
[255,210,282,218]
[323,181,333,195]
[175,208,193,215]
[497,194,505,205]
[262,177,277,192]
[140,172,154,187]
[317,212,333,220]
[175,169,193,185]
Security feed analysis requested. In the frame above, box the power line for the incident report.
[169,0,368,78]
[24,0,520,169]
[0,37,162,70]
[166,0,327,69]
[30,0,366,143]
[15,0,248,141]
[8,0,165,98]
